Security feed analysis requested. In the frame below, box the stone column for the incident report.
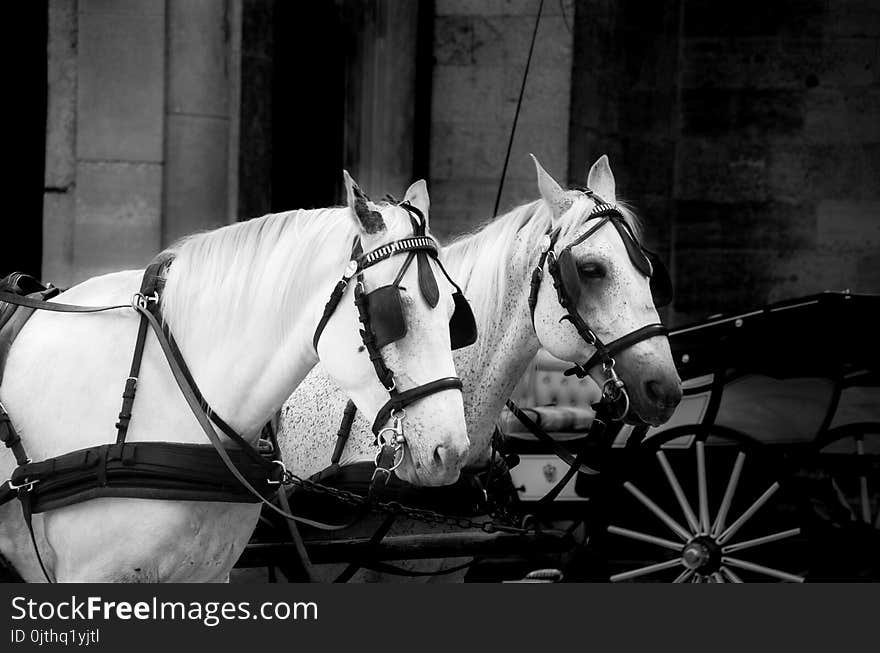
[342,0,422,198]
[43,0,242,285]
[163,0,239,245]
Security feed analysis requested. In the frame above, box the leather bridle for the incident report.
[312,202,466,480]
[527,192,670,421]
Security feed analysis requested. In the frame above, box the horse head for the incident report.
[529,155,682,426]
[314,172,470,485]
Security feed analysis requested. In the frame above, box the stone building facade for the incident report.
[24,0,880,325]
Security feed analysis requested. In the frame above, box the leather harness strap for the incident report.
[571,323,670,378]
[370,377,464,438]
[115,255,168,444]
[0,405,28,467]
[331,401,359,465]
[504,399,603,475]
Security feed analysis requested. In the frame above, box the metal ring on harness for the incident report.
[375,425,406,471]
[601,361,630,422]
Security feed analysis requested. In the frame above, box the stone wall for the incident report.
[675,0,880,320]
[569,0,880,324]
[43,0,239,287]
[429,0,576,241]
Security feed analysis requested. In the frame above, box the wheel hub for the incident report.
[681,535,721,574]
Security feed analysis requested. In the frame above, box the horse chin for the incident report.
[624,413,647,426]
[627,399,676,427]
[394,451,462,487]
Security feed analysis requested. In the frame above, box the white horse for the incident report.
[0,172,470,582]
[276,155,682,581]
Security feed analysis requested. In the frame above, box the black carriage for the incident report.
[238,291,879,582]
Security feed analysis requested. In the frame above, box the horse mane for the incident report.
[443,195,642,364]
[159,205,412,345]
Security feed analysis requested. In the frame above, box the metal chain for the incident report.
[280,471,538,536]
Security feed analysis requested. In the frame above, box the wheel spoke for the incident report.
[607,525,683,551]
[711,572,725,583]
[857,438,872,524]
[623,481,691,541]
[712,451,745,537]
[610,557,683,582]
[720,566,743,583]
[696,441,710,534]
[722,556,805,583]
[859,476,871,524]
[656,450,700,534]
[831,478,857,521]
[721,528,801,554]
[717,481,780,545]
[673,568,694,583]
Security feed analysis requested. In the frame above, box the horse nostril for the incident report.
[644,378,682,409]
[644,380,658,402]
[432,441,467,471]
[433,445,445,467]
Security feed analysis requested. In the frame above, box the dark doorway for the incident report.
[270,1,345,211]
[4,2,48,278]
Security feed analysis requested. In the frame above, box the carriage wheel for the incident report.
[814,424,880,529]
[594,425,807,583]
[808,424,880,580]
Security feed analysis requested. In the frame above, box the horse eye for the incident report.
[578,263,606,279]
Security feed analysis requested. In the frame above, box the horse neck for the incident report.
[444,230,542,464]
[161,210,351,439]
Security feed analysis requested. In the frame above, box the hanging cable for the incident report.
[492,0,545,217]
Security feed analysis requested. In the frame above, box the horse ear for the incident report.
[403,179,430,227]
[531,154,572,225]
[343,170,384,234]
[587,155,617,204]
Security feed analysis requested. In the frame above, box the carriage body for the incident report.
[503,291,879,581]
[239,291,878,582]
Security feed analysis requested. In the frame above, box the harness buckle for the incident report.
[342,260,358,281]
[131,292,159,311]
[370,466,392,485]
[266,460,288,486]
[8,476,38,492]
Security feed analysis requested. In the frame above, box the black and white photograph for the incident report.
[1,0,879,605]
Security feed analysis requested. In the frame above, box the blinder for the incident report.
[644,249,673,308]
[362,280,477,351]
[363,285,407,350]
[553,213,673,309]
[450,290,478,349]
